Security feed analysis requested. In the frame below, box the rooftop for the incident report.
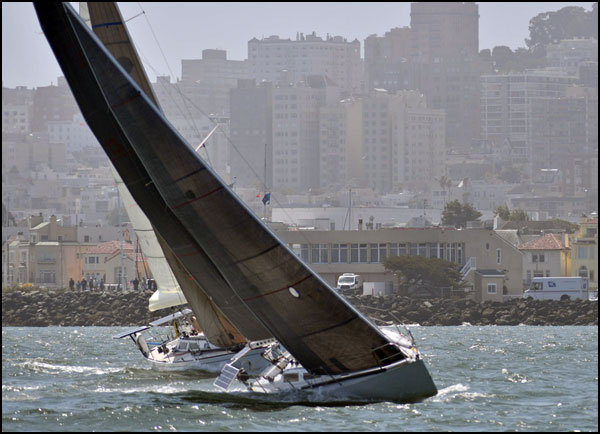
[518,233,567,251]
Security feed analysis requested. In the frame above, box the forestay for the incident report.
[35,3,404,375]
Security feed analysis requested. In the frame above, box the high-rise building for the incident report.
[480,69,576,171]
[361,89,445,193]
[410,2,490,152]
[229,79,273,190]
[271,75,341,191]
[364,27,412,92]
[248,32,363,94]
[180,49,250,116]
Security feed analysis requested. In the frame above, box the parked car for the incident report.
[336,273,363,293]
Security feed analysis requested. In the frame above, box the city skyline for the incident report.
[2,2,594,89]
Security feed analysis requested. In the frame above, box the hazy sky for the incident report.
[2,2,594,88]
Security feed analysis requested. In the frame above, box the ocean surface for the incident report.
[2,326,597,432]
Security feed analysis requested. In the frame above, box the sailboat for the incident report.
[35,2,437,403]
[78,2,270,371]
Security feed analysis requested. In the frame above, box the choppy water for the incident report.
[2,326,597,431]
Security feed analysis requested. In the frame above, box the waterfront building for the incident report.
[2,215,79,288]
[518,232,571,284]
[570,216,598,291]
[80,240,135,288]
[276,226,523,302]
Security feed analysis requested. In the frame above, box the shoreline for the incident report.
[2,288,598,327]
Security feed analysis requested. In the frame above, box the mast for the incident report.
[263,142,267,221]
[3,196,9,287]
[349,187,352,230]
[118,188,126,290]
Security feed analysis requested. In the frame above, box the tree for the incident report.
[436,175,452,206]
[526,6,594,55]
[441,200,482,229]
[105,207,130,226]
[383,255,467,295]
[509,208,529,221]
[494,204,510,220]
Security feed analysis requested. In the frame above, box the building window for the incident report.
[578,266,588,278]
[496,248,501,265]
[409,243,418,256]
[331,244,348,263]
[351,243,368,263]
[311,244,328,264]
[487,283,497,294]
[370,243,387,263]
[449,243,456,263]
[578,246,588,259]
[526,270,532,282]
[291,244,309,262]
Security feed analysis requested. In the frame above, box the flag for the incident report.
[262,192,271,205]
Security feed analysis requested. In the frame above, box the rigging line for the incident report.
[135,3,212,164]
[130,4,334,254]
[125,11,145,23]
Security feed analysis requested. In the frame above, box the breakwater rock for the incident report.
[2,289,598,327]
[1,288,166,327]
[345,295,598,326]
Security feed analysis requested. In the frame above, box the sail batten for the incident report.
[36,2,404,375]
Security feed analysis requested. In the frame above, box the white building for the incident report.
[248,32,363,93]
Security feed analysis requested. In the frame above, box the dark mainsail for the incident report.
[35,3,404,375]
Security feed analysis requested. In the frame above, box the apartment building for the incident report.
[410,2,490,152]
[364,27,412,92]
[2,85,34,134]
[546,38,598,76]
[271,76,341,191]
[248,32,363,94]
[480,69,575,169]
[358,89,445,193]
[230,79,273,190]
[179,49,250,117]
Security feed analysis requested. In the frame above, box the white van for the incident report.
[523,277,589,301]
[336,273,363,293]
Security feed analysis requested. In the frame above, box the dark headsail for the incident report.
[35,3,404,375]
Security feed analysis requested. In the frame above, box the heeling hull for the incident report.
[252,359,438,403]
